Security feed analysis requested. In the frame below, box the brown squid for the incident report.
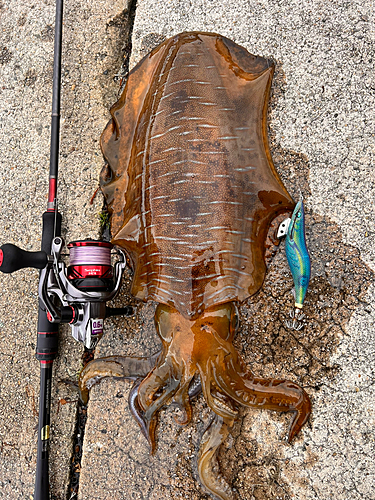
[79,32,311,500]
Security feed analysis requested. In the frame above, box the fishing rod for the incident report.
[0,1,130,497]
[1,1,63,497]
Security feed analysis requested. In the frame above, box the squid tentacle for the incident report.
[129,378,150,445]
[135,361,182,453]
[128,375,173,455]
[143,372,181,420]
[78,352,160,405]
[130,375,203,451]
[215,357,311,442]
[188,375,203,400]
[172,376,194,425]
[137,360,180,411]
[198,412,236,500]
[197,362,238,421]
[142,373,181,454]
[129,378,173,452]
[172,373,202,424]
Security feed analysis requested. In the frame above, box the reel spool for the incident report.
[67,240,114,292]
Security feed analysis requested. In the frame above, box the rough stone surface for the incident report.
[0,1,374,499]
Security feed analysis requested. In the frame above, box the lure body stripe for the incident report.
[285,200,311,308]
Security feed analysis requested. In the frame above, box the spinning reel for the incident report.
[0,237,131,349]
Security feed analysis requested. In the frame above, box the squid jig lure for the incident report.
[278,197,311,329]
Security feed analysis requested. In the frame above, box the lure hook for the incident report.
[284,308,305,331]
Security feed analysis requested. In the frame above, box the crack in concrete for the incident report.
[63,3,138,499]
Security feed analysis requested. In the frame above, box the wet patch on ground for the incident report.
[218,211,374,499]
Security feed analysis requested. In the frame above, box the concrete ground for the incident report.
[0,0,374,499]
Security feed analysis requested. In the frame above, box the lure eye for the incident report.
[297,212,302,218]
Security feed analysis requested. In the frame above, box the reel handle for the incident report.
[0,244,48,274]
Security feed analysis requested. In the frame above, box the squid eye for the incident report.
[232,313,239,332]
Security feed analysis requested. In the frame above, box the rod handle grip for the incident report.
[33,453,50,500]
[0,244,48,273]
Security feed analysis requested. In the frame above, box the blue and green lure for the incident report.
[278,197,311,328]
[286,198,311,310]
